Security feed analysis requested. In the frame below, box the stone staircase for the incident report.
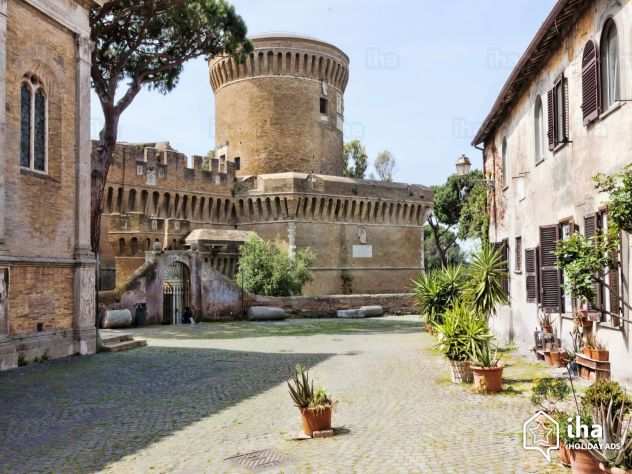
[100,332,147,353]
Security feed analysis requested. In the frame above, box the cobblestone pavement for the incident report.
[0,316,566,473]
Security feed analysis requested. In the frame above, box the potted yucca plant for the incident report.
[288,365,334,436]
[434,301,492,384]
[470,342,503,393]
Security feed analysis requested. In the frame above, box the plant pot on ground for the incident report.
[434,302,492,385]
[549,350,565,368]
[559,442,571,467]
[543,350,553,366]
[570,448,603,474]
[470,343,503,393]
[288,365,334,436]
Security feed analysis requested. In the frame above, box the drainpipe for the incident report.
[474,142,496,243]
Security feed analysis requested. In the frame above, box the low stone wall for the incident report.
[253,293,417,318]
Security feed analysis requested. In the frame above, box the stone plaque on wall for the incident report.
[352,245,373,258]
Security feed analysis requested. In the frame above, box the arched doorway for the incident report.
[162,261,190,324]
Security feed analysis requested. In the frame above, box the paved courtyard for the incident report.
[0,316,564,473]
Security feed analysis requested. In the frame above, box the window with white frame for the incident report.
[20,75,47,172]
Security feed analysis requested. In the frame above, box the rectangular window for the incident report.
[320,97,328,115]
[548,75,569,149]
[515,237,522,273]
[158,166,166,178]
[136,164,144,176]
[495,240,510,299]
[234,157,241,170]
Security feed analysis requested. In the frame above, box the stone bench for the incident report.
[247,306,288,321]
[336,305,384,319]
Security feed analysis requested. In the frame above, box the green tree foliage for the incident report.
[428,169,488,268]
[90,0,251,252]
[424,224,465,271]
[236,237,315,296]
[594,164,632,233]
[373,150,396,182]
[342,140,368,179]
[434,301,493,362]
[555,231,616,304]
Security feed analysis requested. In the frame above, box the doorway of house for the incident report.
[162,261,190,325]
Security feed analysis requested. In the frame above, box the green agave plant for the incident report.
[413,265,465,325]
[434,301,493,362]
[465,243,508,319]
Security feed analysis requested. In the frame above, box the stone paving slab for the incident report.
[0,316,565,473]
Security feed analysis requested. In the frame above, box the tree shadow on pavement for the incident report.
[0,347,332,474]
[125,317,423,341]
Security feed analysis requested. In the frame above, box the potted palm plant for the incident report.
[465,243,509,320]
[288,365,334,436]
[413,265,464,334]
[470,342,503,393]
[434,301,492,384]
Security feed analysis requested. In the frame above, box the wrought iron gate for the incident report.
[162,262,190,325]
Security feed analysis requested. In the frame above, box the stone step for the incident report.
[101,339,147,353]
[101,333,134,345]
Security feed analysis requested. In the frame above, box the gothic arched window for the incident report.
[19,75,47,172]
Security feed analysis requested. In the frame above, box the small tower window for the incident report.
[320,97,328,115]
[234,157,241,170]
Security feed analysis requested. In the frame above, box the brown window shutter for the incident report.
[547,89,555,150]
[525,248,537,303]
[563,78,570,142]
[582,40,600,124]
[583,214,603,312]
[539,225,561,312]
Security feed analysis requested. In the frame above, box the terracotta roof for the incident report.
[471,0,593,146]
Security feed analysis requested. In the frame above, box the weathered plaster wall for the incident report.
[484,0,632,382]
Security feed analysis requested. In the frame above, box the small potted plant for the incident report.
[530,377,570,413]
[583,335,595,358]
[548,346,566,368]
[539,310,554,334]
[590,339,610,362]
[288,365,334,436]
[470,342,503,393]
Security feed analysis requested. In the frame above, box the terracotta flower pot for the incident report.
[549,351,564,368]
[583,347,593,357]
[608,467,632,474]
[569,448,602,474]
[471,365,503,393]
[543,351,553,366]
[543,324,553,334]
[559,443,571,467]
[300,406,332,436]
[591,349,609,362]
[448,359,473,384]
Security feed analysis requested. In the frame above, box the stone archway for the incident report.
[162,261,190,325]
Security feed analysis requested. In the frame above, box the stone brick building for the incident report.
[100,35,432,320]
[472,0,632,381]
[0,0,99,369]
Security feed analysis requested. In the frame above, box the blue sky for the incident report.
[90,0,556,186]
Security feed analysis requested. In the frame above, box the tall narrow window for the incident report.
[600,19,619,112]
[20,83,31,168]
[501,138,508,188]
[548,75,569,149]
[34,89,46,171]
[581,40,600,124]
[534,96,544,163]
[19,75,47,172]
[515,236,522,273]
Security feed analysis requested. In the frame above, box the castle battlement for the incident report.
[97,141,237,195]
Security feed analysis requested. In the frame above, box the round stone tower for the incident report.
[209,35,350,176]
